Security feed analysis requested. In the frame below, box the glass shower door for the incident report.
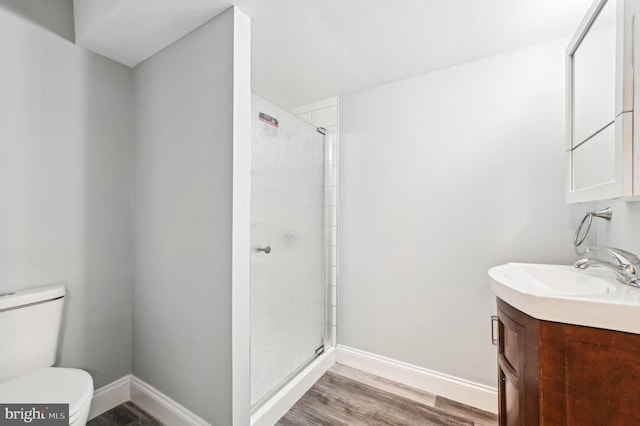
[250,95,326,407]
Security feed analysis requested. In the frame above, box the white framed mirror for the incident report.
[566,0,635,203]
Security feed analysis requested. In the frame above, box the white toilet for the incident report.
[0,284,94,425]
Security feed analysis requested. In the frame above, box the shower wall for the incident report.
[292,98,339,347]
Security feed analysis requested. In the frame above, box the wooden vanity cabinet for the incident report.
[496,298,640,425]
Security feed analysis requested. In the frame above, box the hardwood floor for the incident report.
[87,365,496,425]
[277,364,497,426]
[87,401,163,426]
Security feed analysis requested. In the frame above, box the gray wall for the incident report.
[133,9,242,425]
[338,38,585,388]
[0,5,133,388]
[0,0,74,41]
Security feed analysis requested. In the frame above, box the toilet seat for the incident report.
[0,367,93,421]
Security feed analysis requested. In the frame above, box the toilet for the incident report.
[0,284,94,425]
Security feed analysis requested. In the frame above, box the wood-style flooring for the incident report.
[87,401,163,426]
[88,365,496,425]
[277,364,497,426]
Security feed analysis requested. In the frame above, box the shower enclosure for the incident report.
[250,95,328,408]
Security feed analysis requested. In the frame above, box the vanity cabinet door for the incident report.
[497,299,540,426]
[497,297,640,425]
[540,324,640,425]
[497,311,523,426]
[498,368,520,426]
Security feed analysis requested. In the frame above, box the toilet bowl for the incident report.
[0,284,94,425]
[0,367,93,425]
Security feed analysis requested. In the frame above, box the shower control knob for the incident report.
[256,246,271,254]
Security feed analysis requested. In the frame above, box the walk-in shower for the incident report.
[250,95,331,410]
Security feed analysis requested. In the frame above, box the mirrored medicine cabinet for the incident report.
[566,0,638,203]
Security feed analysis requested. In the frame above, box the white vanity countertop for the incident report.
[489,263,640,335]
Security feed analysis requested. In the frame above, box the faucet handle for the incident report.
[606,248,640,265]
[586,247,640,265]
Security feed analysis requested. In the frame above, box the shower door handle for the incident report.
[256,246,271,254]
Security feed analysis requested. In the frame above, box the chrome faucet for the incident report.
[575,247,640,288]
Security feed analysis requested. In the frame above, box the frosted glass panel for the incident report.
[250,95,325,406]
[572,123,615,190]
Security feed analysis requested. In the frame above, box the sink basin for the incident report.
[490,263,616,296]
[489,263,640,334]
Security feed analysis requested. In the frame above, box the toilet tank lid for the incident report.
[0,283,65,311]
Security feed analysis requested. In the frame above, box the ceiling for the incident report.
[74,0,593,109]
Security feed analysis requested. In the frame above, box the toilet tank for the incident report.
[0,284,65,382]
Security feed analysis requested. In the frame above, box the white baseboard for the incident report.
[130,376,211,426]
[89,375,131,420]
[88,375,210,425]
[336,344,498,414]
[90,344,495,425]
[89,350,335,426]
[251,347,336,426]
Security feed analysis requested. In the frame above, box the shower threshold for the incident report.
[251,346,335,426]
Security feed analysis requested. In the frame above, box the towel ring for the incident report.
[574,207,612,246]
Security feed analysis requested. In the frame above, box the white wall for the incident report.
[133,8,251,425]
[338,38,587,388]
[0,6,133,388]
[596,200,640,256]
